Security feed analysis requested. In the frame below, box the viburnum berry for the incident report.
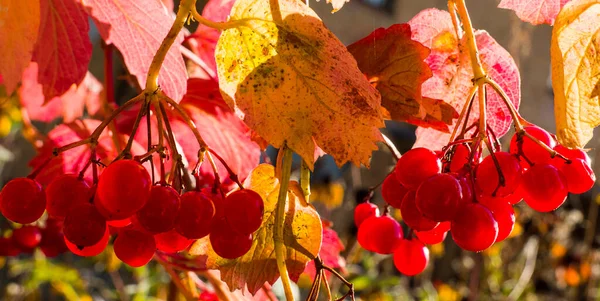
[357,215,403,254]
[114,229,156,267]
[210,216,253,259]
[381,173,407,208]
[39,224,68,258]
[415,174,462,222]
[451,202,498,252]
[12,226,42,249]
[96,159,152,220]
[449,144,471,172]
[45,174,90,220]
[154,230,194,253]
[0,237,21,257]
[136,185,180,233]
[0,178,46,224]
[560,158,595,194]
[415,221,450,245]
[400,191,438,231]
[394,148,441,189]
[522,164,568,212]
[65,226,109,257]
[354,202,379,227]
[223,189,264,235]
[393,239,430,276]
[478,199,515,242]
[551,145,591,168]
[63,203,107,247]
[476,152,522,197]
[510,126,556,165]
[175,191,215,239]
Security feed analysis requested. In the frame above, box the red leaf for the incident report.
[302,222,346,280]
[32,0,92,100]
[84,0,187,101]
[499,0,571,25]
[348,24,458,132]
[408,9,520,150]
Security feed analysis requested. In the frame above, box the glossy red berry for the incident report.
[175,191,215,239]
[449,144,471,172]
[400,191,438,231]
[114,229,156,267]
[522,164,568,212]
[354,202,379,227]
[394,148,441,189]
[381,173,407,208]
[63,203,107,247]
[415,174,462,222]
[560,158,595,194]
[510,126,556,165]
[393,239,430,276]
[154,230,194,253]
[357,215,403,254]
[479,200,515,242]
[12,226,42,249]
[210,216,253,259]
[223,189,264,235]
[415,222,450,245]
[45,174,90,220]
[65,226,109,257]
[136,186,180,233]
[96,160,151,220]
[40,225,68,258]
[453,174,473,203]
[476,152,522,197]
[0,178,46,224]
[552,145,591,168]
[0,237,21,256]
[451,203,498,252]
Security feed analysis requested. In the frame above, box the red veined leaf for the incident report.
[348,23,458,132]
[32,0,92,100]
[0,0,40,94]
[83,0,187,101]
[301,221,346,280]
[499,0,571,25]
[408,9,520,150]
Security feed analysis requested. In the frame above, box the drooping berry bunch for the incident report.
[0,158,265,266]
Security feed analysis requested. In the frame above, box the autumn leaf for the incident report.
[348,24,458,132]
[498,0,571,25]
[32,0,92,100]
[551,0,600,148]
[189,164,322,294]
[317,0,350,13]
[408,9,520,150]
[83,0,187,101]
[216,0,384,169]
[0,0,40,94]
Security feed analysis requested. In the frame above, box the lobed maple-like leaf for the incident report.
[83,0,187,101]
[301,222,345,280]
[32,0,92,100]
[189,164,322,294]
[408,9,520,150]
[216,0,384,169]
[348,24,458,132]
[551,0,600,148]
[0,0,40,94]
[499,0,571,25]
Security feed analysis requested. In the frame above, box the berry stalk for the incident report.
[274,145,294,301]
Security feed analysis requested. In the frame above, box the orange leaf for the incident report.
[348,24,458,132]
[215,0,384,168]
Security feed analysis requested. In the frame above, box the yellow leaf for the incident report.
[189,164,322,294]
[216,0,384,169]
[310,182,344,209]
[551,0,600,147]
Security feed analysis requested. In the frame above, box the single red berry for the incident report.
[451,203,498,252]
[415,222,450,245]
[451,173,473,203]
[476,152,522,197]
[357,215,403,254]
[175,191,215,239]
[381,173,408,209]
[223,189,264,235]
[551,145,591,169]
[354,202,379,227]
[449,144,471,172]
[136,186,180,233]
[199,292,219,301]
[415,174,462,222]
[39,226,68,258]
[478,200,515,243]
[0,178,46,224]
[0,237,21,257]
[96,160,151,220]
[560,158,595,194]
[107,218,132,228]
[114,229,156,267]
[400,191,438,231]
[65,226,109,257]
[394,148,441,189]
[510,126,556,166]
[63,203,107,247]
[45,174,90,220]
[154,230,194,253]
[210,216,253,259]
[12,226,42,249]
[522,164,568,212]
[393,239,429,276]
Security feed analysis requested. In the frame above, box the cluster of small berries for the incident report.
[0,159,265,266]
[354,125,595,276]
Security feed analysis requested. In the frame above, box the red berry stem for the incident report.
[313,256,355,301]
[27,156,53,180]
[483,137,506,195]
[449,84,477,144]
[208,149,244,190]
[146,102,156,184]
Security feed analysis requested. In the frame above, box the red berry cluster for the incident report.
[354,125,595,276]
[0,159,265,266]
